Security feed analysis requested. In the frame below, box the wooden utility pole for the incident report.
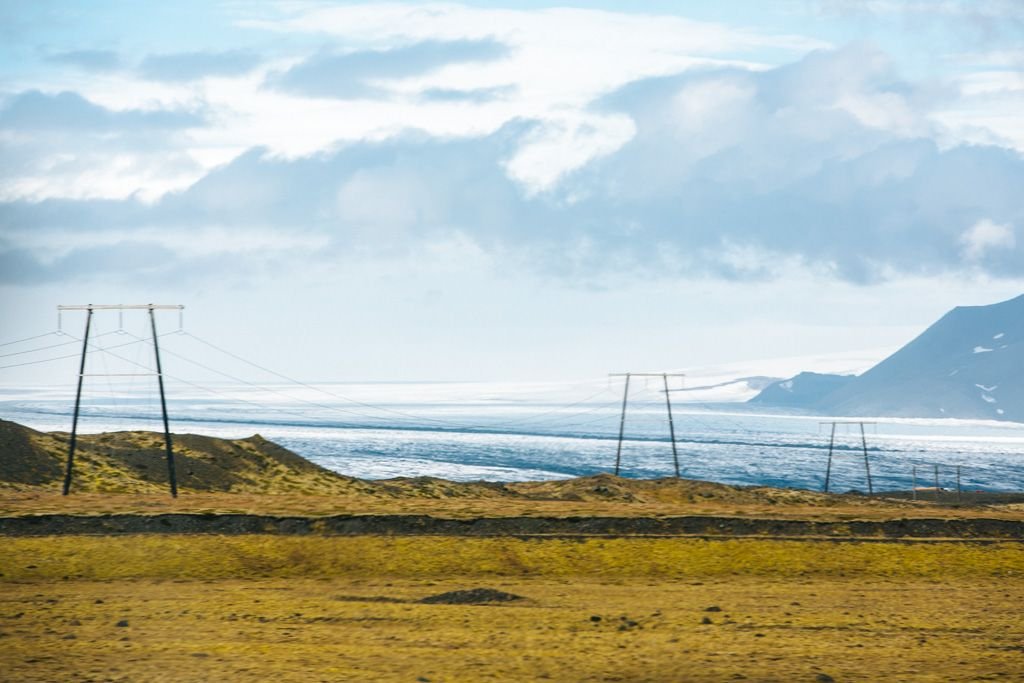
[58,304,184,497]
[62,307,93,496]
[820,421,876,495]
[609,372,686,477]
[824,422,837,493]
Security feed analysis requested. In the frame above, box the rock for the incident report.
[815,674,835,683]
[701,617,713,625]
[115,619,129,627]
[419,588,525,605]
[590,616,602,622]
[705,606,722,612]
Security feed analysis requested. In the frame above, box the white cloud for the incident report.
[502,113,635,194]
[960,219,1016,261]
[222,2,827,192]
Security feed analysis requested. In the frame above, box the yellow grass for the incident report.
[2,575,1023,682]
[3,535,1023,581]
[3,490,1022,521]
[3,535,1023,681]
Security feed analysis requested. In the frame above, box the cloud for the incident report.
[4,45,1024,286]
[816,1,1024,50]
[960,219,1016,260]
[0,90,210,202]
[419,85,516,103]
[138,50,262,82]
[45,49,122,71]
[0,90,205,131]
[268,39,510,99]
[0,240,177,285]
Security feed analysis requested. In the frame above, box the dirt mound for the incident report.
[507,473,880,508]
[0,418,365,495]
[375,476,512,499]
[0,420,61,485]
[418,588,526,605]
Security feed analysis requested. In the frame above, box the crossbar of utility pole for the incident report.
[819,421,875,495]
[58,304,184,311]
[608,372,686,478]
[59,304,182,498]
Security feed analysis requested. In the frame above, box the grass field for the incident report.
[3,489,1023,521]
[2,535,1024,681]
[3,574,1023,682]
[3,535,1024,581]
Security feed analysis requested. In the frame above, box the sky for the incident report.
[1,0,1023,385]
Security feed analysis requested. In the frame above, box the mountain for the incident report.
[748,371,856,408]
[750,293,1024,422]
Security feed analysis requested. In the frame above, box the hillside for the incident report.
[751,293,1024,421]
[0,418,372,495]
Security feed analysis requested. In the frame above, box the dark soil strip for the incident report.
[0,514,1022,539]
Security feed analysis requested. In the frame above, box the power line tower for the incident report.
[59,304,184,497]
[608,372,686,478]
[821,420,875,495]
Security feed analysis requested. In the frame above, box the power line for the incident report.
[0,331,61,348]
[176,331,490,427]
[471,387,618,429]
[0,336,83,358]
[115,332,428,426]
[0,332,148,370]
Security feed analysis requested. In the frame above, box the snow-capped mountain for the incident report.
[751,294,1024,422]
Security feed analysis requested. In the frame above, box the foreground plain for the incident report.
[2,535,1024,681]
[2,573,1023,682]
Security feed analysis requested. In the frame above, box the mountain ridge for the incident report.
[750,294,1024,421]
